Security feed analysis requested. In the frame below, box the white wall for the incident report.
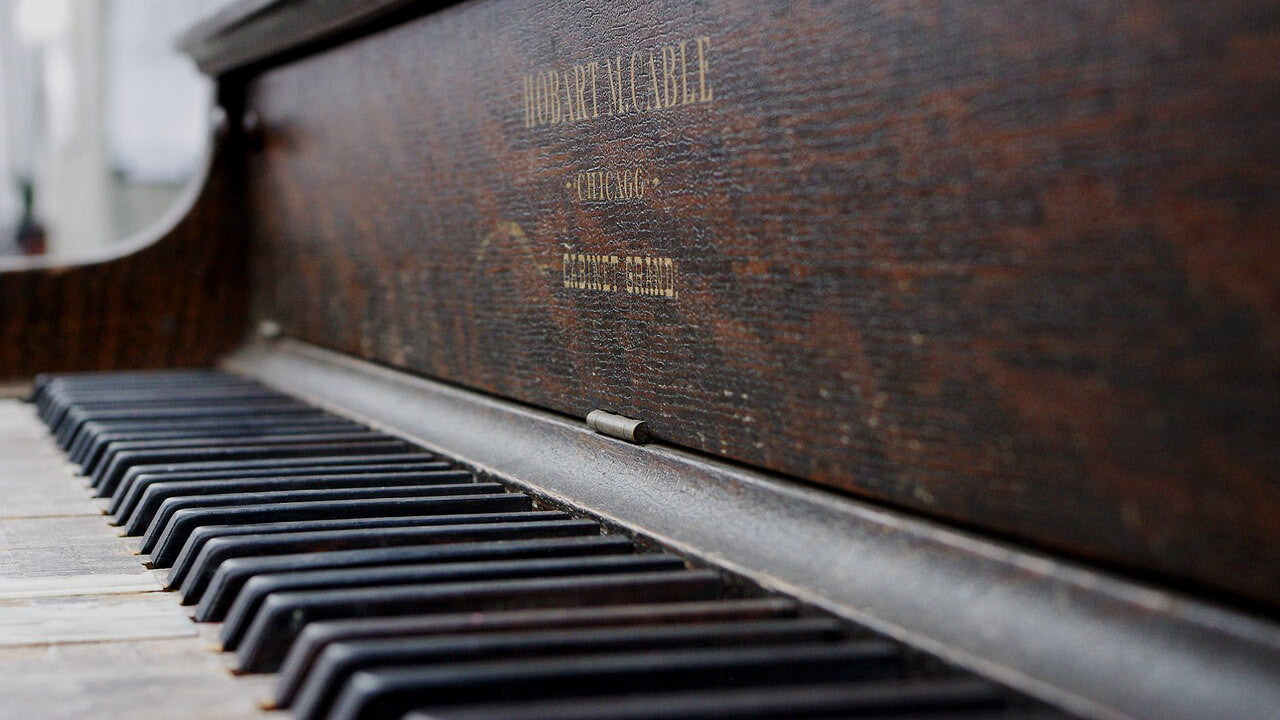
[0,0,240,258]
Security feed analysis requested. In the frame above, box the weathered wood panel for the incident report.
[242,0,1280,607]
[0,139,249,379]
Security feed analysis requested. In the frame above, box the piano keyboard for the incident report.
[0,370,1069,719]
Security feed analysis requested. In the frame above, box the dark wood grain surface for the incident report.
[241,0,1280,607]
[0,140,249,378]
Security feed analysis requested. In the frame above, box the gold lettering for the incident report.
[648,51,662,110]
[563,253,675,297]
[563,71,578,122]
[522,36,715,127]
[696,36,713,102]
[570,166,653,203]
[630,52,642,112]
[535,72,548,125]
[661,45,679,108]
[573,65,588,122]
[604,57,626,115]
[549,70,562,124]
[588,61,600,118]
[679,41,695,105]
[522,75,534,127]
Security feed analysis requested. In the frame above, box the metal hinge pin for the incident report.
[586,409,650,444]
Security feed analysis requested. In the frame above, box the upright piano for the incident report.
[0,1,1277,718]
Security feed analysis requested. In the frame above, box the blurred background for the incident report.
[0,0,237,260]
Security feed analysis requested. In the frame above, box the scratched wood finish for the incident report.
[240,0,1280,607]
[0,143,248,379]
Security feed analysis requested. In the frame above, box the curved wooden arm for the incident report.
[0,131,249,380]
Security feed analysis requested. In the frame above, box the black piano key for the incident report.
[140,482,498,547]
[91,431,395,491]
[144,485,510,562]
[86,425,379,479]
[122,468,464,534]
[92,437,410,496]
[48,385,270,407]
[166,502,542,589]
[169,503,550,591]
[403,678,1009,720]
[41,369,252,391]
[48,382,268,397]
[42,379,280,417]
[112,461,453,522]
[36,374,265,427]
[323,641,900,720]
[55,400,312,448]
[75,416,362,469]
[43,377,268,402]
[291,618,845,720]
[70,411,334,465]
[109,453,437,516]
[174,518,602,600]
[34,369,237,403]
[79,420,367,475]
[35,369,244,399]
[221,554,688,653]
[38,369,243,392]
[177,510,573,602]
[51,392,297,440]
[196,534,630,622]
[61,404,322,455]
[273,598,800,710]
[236,569,722,673]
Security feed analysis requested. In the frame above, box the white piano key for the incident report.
[0,638,275,719]
[0,592,197,646]
[0,398,271,717]
[0,572,160,600]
